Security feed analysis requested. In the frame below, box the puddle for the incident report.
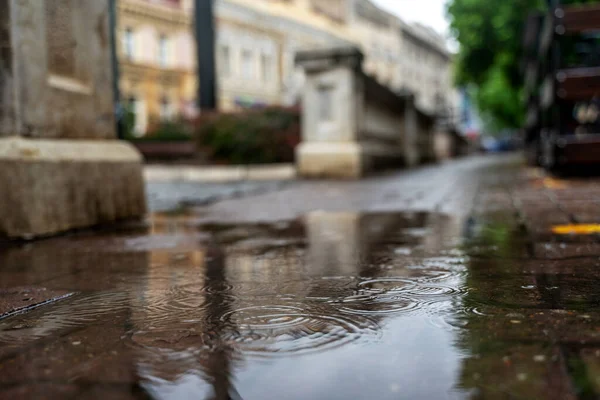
[0,288,74,320]
[0,210,599,398]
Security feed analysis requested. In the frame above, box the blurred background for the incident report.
[114,0,480,165]
[114,0,600,169]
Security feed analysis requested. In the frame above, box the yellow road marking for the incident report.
[552,224,600,235]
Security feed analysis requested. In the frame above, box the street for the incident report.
[1,154,600,399]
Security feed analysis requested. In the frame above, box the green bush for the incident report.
[120,104,136,139]
[126,118,192,142]
[194,107,300,164]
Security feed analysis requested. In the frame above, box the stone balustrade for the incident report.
[294,46,436,179]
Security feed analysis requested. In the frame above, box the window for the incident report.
[372,43,380,58]
[219,45,231,77]
[260,53,272,82]
[158,34,169,67]
[127,95,137,117]
[127,95,138,133]
[124,28,134,60]
[159,96,173,121]
[241,49,254,79]
[385,49,393,62]
[127,95,147,136]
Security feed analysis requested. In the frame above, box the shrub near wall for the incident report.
[126,118,197,161]
[125,119,193,142]
[194,107,300,165]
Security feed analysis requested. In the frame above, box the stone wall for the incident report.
[0,0,14,137]
[1,0,115,139]
[0,0,146,239]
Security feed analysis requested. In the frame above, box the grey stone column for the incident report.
[0,0,146,239]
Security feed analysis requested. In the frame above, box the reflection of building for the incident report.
[133,209,469,398]
[116,0,197,135]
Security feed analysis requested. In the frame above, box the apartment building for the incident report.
[399,22,457,115]
[218,0,457,115]
[347,0,403,89]
[214,0,353,109]
[117,0,457,133]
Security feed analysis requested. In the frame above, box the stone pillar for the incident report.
[294,47,366,179]
[403,96,419,167]
[0,0,146,239]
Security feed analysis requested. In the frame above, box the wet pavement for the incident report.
[2,154,600,399]
[146,181,289,212]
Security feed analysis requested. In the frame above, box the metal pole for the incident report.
[108,0,123,138]
[195,0,217,111]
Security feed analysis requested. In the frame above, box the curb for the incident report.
[144,164,296,182]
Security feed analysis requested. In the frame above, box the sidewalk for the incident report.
[146,180,291,212]
[144,163,296,183]
[4,153,600,399]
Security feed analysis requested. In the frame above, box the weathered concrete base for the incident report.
[0,137,146,239]
[296,142,369,179]
[296,142,405,179]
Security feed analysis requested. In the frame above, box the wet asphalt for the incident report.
[1,153,600,399]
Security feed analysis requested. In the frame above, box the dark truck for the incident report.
[523,1,600,170]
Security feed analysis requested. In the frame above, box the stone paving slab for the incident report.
[146,180,290,212]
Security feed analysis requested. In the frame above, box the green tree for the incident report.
[447,0,596,130]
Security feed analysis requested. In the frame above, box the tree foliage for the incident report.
[447,0,596,130]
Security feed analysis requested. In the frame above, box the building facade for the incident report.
[214,0,355,110]
[117,0,196,135]
[218,0,458,116]
[399,23,455,114]
[117,0,458,133]
[347,0,403,89]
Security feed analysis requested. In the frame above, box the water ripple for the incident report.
[218,305,381,356]
[0,291,130,345]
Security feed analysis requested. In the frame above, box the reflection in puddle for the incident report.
[219,304,381,356]
[0,210,528,399]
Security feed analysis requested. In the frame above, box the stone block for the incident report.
[0,0,147,239]
[0,137,146,239]
[295,46,429,178]
[296,142,367,179]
